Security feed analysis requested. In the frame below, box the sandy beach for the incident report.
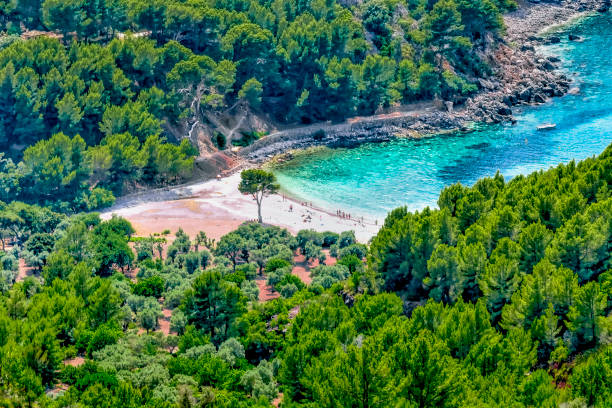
[102,173,380,242]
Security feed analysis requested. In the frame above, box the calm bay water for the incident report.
[272,13,612,220]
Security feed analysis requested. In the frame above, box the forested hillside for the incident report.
[1,143,611,407]
[0,0,518,210]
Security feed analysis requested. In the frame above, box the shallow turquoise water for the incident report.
[272,13,612,220]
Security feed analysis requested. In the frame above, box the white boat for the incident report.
[537,123,556,131]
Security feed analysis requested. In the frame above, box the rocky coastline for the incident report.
[240,0,607,163]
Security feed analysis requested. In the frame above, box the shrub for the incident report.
[279,283,299,298]
[310,264,350,289]
[321,232,339,247]
[339,243,367,259]
[87,324,121,356]
[133,275,165,298]
[266,258,291,273]
[338,231,356,248]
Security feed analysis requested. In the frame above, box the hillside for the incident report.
[0,139,611,406]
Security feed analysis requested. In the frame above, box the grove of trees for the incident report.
[1,142,611,407]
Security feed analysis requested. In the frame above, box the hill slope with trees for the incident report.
[0,142,611,407]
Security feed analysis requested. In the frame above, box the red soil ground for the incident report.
[256,276,280,302]
[291,250,337,285]
[158,308,172,335]
[291,253,313,285]
[16,258,36,282]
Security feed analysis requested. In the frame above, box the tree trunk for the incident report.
[257,201,263,223]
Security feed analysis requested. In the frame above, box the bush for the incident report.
[236,263,258,280]
[296,230,324,250]
[321,232,339,247]
[303,241,323,262]
[213,132,227,150]
[313,129,325,141]
[224,268,247,285]
[87,324,121,356]
[338,243,367,260]
[217,338,245,367]
[134,239,154,261]
[310,264,350,289]
[170,310,187,335]
[84,188,116,210]
[241,280,260,301]
[277,274,305,292]
[184,252,202,274]
[337,254,363,273]
[0,252,18,271]
[279,283,299,298]
[133,275,165,298]
[164,288,185,309]
[139,299,162,332]
[240,360,278,400]
[0,269,17,292]
[267,266,291,288]
[266,258,291,273]
[338,231,356,248]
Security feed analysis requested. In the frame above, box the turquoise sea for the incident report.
[271,13,612,220]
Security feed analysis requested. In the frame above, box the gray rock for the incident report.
[533,94,546,103]
[498,106,513,116]
[541,60,556,71]
[519,88,533,102]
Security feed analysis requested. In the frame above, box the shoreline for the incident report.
[237,1,603,163]
[104,2,606,242]
[102,173,380,243]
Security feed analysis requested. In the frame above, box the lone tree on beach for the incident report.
[238,169,280,223]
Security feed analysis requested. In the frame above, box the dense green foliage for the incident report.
[0,34,200,210]
[1,144,611,406]
[3,0,612,405]
[0,0,516,124]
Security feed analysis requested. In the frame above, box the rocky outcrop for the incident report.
[458,0,606,125]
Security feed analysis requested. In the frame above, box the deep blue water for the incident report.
[272,13,612,220]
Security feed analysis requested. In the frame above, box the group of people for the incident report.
[336,210,353,220]
[283,194,378,228]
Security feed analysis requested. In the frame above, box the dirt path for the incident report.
[264,101,437,139]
